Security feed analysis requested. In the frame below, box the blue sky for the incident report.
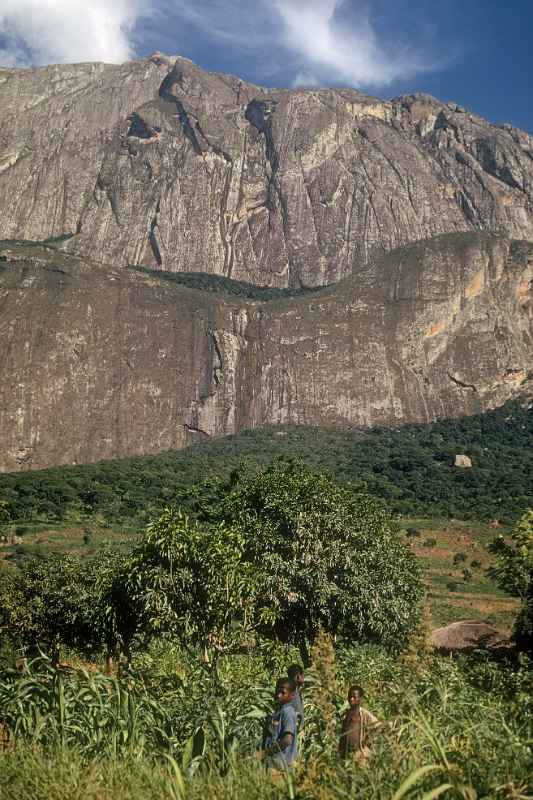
[1,0,532,133]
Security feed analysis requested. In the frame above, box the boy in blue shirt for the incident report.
[261,677,299,770]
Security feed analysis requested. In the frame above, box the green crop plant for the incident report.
[0,641,531,799]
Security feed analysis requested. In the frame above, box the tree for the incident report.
[489,509,533,653]
[125,509,263,661]
[0,555,98,660]
[135,462,422,661]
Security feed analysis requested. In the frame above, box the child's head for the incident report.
[347,685,365,707]
[275,677,296,705]
[287,663,305,688]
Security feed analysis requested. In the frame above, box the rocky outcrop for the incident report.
[0,56,532,288]
[1,231,532,471]
[454,454,473,468]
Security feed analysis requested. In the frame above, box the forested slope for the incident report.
[1,401,531,526]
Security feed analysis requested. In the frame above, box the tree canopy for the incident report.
[1,401,531,528]
[128,462,422,659]
[0,549,134,665]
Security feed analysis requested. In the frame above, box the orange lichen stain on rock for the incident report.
[516,279,532,306]
[495,369,527,385]
[425,319,447,338]
[464,270,485,299]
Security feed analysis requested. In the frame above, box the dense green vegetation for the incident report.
[1,453,531,796]
[1,402,531,528]
[128,265,326,301]
[0,637,531,799]
[0,464,422,665]
[128,463,422,660]
[0,234,75,249]
[489,510,533,653]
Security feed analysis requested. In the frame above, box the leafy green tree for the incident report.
[126,510,262,661]
[143,462,422,660]
[489,510,533,653]
[0,555,95,660]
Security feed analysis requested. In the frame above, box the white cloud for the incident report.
[292,71,320,89]
[160,0,441,89]
[272,0,432,87]
[0,0,151,67]
[0,0,443,89]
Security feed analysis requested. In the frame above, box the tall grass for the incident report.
[0,644,531,799]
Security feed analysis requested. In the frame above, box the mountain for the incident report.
[1,54,532,472]
[0,54,532,288]
[1,231,531,471]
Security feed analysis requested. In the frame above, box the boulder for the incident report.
[454,454,472,468]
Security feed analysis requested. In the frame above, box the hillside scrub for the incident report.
[128,265,325,301]
[0,402,531,529]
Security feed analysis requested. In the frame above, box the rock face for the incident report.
[0,55,532,288]
[1,231,532,471]
[1,55,532,471]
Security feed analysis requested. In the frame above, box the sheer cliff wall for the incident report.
[1,232,531,472]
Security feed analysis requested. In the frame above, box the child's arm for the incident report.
[263,731,294,756]
[264,707,296,757]
[270,706,296,755]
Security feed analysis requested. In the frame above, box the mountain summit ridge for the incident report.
[0,54,532,288]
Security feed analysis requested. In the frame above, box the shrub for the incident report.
[446,581,458,592]
[453,552,467,565]
[0,549,134,664]
[471,559,482,569]
[423,537,437,548]
[405,527,421,538]
[489,509,533,653]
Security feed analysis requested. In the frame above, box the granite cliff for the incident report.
[0,54,532,288]
[1,232,532,471]
[1,55,532,471]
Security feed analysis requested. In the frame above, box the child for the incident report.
[261,677,299,771]
[287,663,305,729]
[339,685,380,764]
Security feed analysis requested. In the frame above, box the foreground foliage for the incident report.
[0,549,134,666]
[0,640,531,799]
[178,462,422,652]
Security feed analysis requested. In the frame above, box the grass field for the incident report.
[0,637,531,799]
[404,518,520,629]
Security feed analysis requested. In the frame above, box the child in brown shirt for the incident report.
[339,685,380,764]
